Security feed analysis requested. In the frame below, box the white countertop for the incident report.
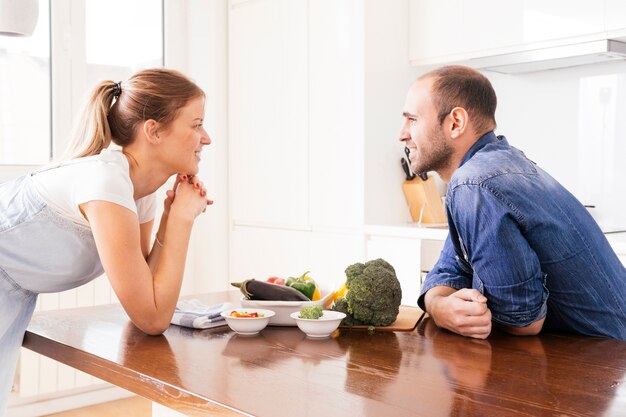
[606,232,626,255]
[365,224,626,256]
[364,224,449,241]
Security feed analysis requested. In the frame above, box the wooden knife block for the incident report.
[402,175,447,224]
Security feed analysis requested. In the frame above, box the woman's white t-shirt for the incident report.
[31,149,157,226]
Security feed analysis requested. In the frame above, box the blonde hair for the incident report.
[64,68,204,159]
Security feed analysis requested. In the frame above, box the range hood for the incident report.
[469,39,626,74]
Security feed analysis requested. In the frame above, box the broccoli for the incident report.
[299,305,323,319]
[332,258,402,326]
[332,298,366,326]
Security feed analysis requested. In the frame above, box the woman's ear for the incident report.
[448,107,468,139]
[142,119,160,144]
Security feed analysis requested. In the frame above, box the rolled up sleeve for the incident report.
[450,184,548,328]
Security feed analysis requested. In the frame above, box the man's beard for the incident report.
[410,125,453,175]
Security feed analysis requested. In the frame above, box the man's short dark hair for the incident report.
[423,65,497,136]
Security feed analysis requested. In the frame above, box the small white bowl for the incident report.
[290,310,346,338]
[240,291,334,326]
[221,308,276,336]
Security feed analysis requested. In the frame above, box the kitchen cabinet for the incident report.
[229,0,309,227]
[521,0,604,43]
[605,0,626,32]
[228,0,367,288]
[229,0,364,229]
[229,227,312,283]
[409,0,610,67]
[229,0,428,290]
[366,235,422,306]
[307,0,364,229]
[230,226,364,294]
[409,0,524,61]
[309,230,366,290]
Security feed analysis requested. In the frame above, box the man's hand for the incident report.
[426,287,492,339]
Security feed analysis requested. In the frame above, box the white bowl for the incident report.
[290,310,346,338]
[220,308,276,335]
[240,291,333,326]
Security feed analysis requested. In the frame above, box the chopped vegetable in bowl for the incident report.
[230,311,265,318]
[299,305,323,320]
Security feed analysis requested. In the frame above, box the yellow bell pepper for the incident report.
[311,286,321,301]
[333,282,348,302]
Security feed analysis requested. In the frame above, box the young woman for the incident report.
[0,68,212,413]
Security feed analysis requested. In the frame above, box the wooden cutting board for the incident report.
[339,305,425,332]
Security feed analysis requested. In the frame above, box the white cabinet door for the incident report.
[421,238,445,272]
[522,0,604,43]
[410,0,606,65]
[366,235,422,307]
[309,231,365,293]
[229,0,309,227]
[463,0,524,53]
[410,0,524,62]
[230,226,364,296]
[229,227,311,283]
[308,0,364,229]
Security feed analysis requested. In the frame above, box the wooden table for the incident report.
[23,292,626,417]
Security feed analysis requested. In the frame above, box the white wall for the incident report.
[165,0,231,293]
[487,60,626,232]
[363,0,423,226]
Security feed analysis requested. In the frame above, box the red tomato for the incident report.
[266,277,285,285]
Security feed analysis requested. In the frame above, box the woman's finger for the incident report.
[173,174,186,192]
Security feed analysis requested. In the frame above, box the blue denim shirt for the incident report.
[418,132,626,339]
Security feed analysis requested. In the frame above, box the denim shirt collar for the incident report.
[459,131,501,168]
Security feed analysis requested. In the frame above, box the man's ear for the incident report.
[142,119,160,144]
[448,107,468,139]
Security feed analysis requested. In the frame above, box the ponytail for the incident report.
[63,81,118,159]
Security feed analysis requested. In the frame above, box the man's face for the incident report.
[399,77,453,176]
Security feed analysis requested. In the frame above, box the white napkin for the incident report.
[170,299,234,329]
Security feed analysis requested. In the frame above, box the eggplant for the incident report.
[231,279,310,301]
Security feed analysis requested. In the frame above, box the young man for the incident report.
[400,65,626,340]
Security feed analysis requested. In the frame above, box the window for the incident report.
[0,0,50,165]
[0,0,163,179]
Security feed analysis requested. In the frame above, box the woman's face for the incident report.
[159,96,210,175]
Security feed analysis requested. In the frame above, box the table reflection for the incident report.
[419,317,626,416]
[222,327,348,366]
[118,322,183,390]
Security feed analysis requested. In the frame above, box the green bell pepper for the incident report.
[286,271,317,300]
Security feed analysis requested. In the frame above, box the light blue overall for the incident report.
[0,174,104,415]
